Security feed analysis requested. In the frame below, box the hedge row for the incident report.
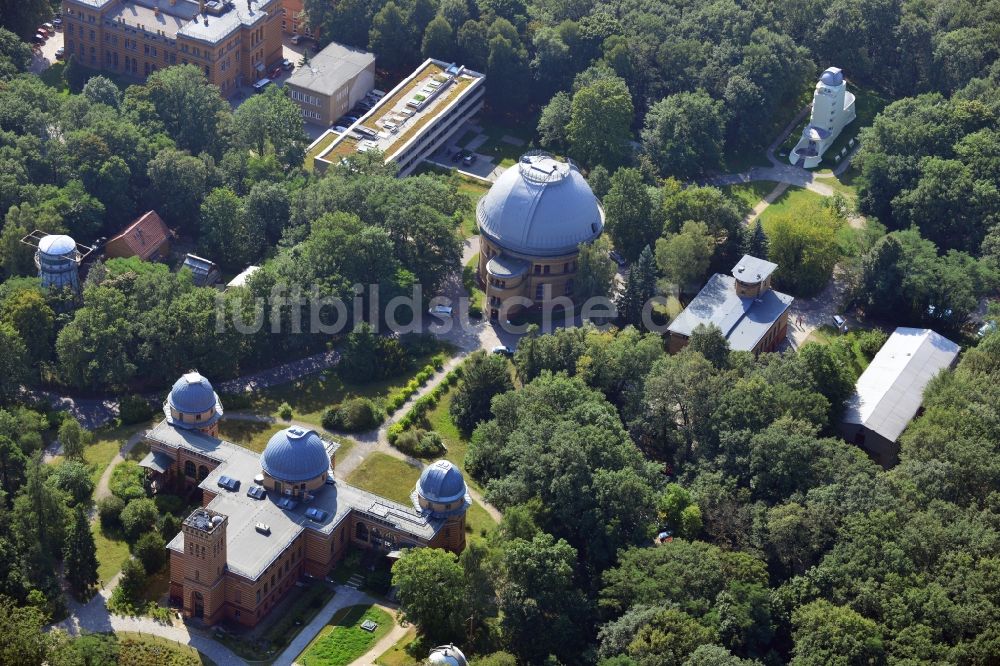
[383,353,451,415]
[387,365,463,446]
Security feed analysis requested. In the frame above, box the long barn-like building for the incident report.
[141,372,470,627]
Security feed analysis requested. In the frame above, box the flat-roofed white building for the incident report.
[839,327,960,467]
[309,58,485,176]
[285,42,375,126]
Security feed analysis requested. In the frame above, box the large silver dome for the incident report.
[477,153,604,257]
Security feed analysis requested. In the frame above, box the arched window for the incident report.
[185,461,196,478]
[355,522,368,542]
[198,465,209,481]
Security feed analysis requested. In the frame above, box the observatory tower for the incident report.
[21,231,93,292]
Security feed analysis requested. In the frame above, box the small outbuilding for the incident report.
[105,211,173,261]
[839,327,960,467]
[182,254,221,287]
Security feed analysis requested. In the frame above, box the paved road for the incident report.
[29,349,341,430]
[53,587,248,666]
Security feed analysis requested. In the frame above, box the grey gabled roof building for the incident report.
[667,255,793,354]
[841,327,959,445]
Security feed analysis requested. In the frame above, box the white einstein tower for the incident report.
[789,67,856,169]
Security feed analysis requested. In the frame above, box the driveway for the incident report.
[30,29,63,74]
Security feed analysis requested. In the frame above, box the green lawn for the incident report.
[83,422,151,484]
[346,453,421,505]
[93,522,129,586]
[376,627,421,666]
[239,353,450,427]
[474,118,537,168]
[722,181,780,214]
[299,604,395,666]
[421,393,497,543]
[758,186,827,224]
[463,254,486,313]
[305,132,339,171]
[216,420,287,453]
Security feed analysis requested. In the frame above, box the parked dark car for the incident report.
[462,153,478,166]
[281,58,294,71]
[55,46,65,59]
[270,66,283,79]
[609,250,627,267]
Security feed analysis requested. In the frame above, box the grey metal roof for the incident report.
[138,449,175,474]
[668,274,793,352]
[153,420,446,581]
[731,254,777,284]
[841,328,959,442]
[260,427,331,483]
[286,42,375,96]
[486,254,529,278]
[417,460,467,504]
[477,154,604,257]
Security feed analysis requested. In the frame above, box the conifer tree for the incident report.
[64,504,98,599]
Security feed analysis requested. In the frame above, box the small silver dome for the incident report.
[428,644,468,666]
[38,234,77,256]
[819,67,844,87]
[416,460,468,505]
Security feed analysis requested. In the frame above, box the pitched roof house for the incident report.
[839,327,960,467]
[667,255,794,354]
[105,211,172,261]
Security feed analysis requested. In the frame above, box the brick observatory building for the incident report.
[140,372,471,627]
[62,0,282,94]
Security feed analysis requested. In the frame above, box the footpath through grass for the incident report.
[757,186,826,224]
[376,627,421,666]
[299,604,394,666]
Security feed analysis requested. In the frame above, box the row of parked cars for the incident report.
[33,17,62,46]
[331,89,386,132]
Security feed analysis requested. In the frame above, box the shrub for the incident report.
[430,353,446,370]
[118,395,153,425]
[109,461,146,502]
[321,406,342,431]
[387,422,404,445]
[323,398,382,432]
[153,494,185,516]
[120,498,159,543]
[393,428,446,457]
[160,513,181,541]
[134,532,166,573]
[109,558,146,613]
[98,495,126,528]
[856,329,889,360]
[278,401,293,420]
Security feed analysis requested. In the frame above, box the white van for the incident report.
[252,78,272,93]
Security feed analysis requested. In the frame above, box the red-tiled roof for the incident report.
[108,211,172,260]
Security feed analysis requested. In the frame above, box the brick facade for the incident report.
[63,0,283,94]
